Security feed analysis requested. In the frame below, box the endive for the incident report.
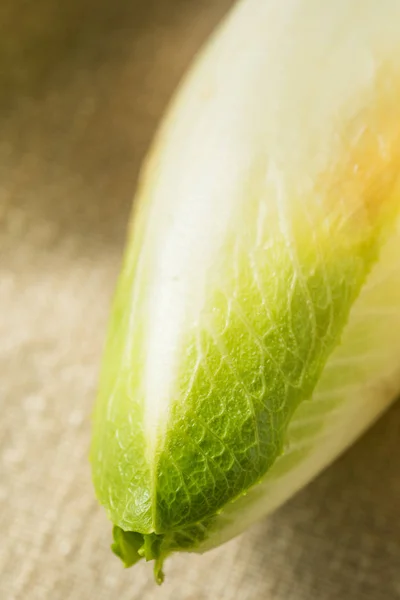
[91,0,400,583]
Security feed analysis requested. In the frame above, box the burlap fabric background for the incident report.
[1,1,400,598]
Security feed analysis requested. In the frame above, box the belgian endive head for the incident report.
[91,0,400,583]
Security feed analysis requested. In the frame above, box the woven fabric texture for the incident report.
[1,1,399,599]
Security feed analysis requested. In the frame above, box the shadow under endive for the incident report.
[235,400,400,599]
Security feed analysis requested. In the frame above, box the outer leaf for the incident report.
[91,0,400,575]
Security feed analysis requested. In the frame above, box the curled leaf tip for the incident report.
[111,526,166,583]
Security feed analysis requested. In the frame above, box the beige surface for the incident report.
[1,1,400,598]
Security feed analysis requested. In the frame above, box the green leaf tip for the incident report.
[111,526,165,584]
[111,526,143,568]
[154,559,165,586]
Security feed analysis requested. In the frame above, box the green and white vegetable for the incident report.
[91,0,400,583]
